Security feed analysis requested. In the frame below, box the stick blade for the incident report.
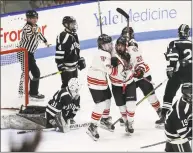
[116,8,129,19]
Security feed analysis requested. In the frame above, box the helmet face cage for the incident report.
[68,78,81,97]
[178,24,190,39]
[181,83,192,104]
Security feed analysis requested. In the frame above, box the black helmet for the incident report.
[178,24,190,39]
[121,26,134,39]
[97,34,112,49]
[62,16,77,32]
[26,10,38,18]
[181,83,192,104]
[116,36,127,46]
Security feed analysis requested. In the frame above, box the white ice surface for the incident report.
[1,38,185,152]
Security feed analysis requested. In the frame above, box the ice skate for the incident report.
[100,116,115,132]
[119,118,125,126]
[29,93,45,101]
[86,123,99,141]
[156,108,162,118]
[155,115,165,129]
[125,120,134,134]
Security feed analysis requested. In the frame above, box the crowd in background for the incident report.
[1,0,84,14]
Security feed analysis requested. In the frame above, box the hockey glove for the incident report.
[134,67,145,79]
[166,66,174,79]
[57,63,66,71]
[78,57,86,71]
[111,57,118,67]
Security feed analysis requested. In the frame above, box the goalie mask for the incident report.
[68,78,81,98]
[97,34,113,52]
[178,24,190,39]
[62,16,78,33]
[181,83,192,104]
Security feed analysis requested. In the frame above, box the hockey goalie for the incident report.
[1,78,87,132]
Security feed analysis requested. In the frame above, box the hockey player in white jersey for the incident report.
[86,34,117,141]
[119,27,162,126]
[110,35,145,134]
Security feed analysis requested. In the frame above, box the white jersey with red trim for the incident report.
[129,39,151,81]
[87,49,115,90]
[109,45,149,86]
[109,54,134,87]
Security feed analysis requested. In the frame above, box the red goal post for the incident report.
[0,48,29,109]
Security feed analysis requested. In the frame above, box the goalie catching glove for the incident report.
[134,66,145,79]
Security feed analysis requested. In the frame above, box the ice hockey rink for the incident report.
[2,38,189,152]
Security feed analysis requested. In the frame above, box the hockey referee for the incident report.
[18,10,50,100]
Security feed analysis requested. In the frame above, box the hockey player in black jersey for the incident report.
[164,83,192,152]
[45,78,81,132]
[156,24,192,126]
[55,16,86,88]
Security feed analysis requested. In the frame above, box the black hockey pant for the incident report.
[18,53,40,95]
[59,69,78,88]
[162,64,192,116]
[165,142,192,152]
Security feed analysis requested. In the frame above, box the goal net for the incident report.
[1,48,29,110]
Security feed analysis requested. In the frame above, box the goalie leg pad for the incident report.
[1,114,45,130]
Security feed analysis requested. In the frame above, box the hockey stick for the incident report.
[31,70,63,81]
[98,0,103,35]
[142,77,155,85]
[136,78,168,106]
[31,65,78,81]
[17,122,90,134]
[141,137,192,149]
[116,8,130,44]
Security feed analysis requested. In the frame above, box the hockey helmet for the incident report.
[181,82,192,104]
[68,78,81,97]
[115,36,127,53]
[26,10,38,18]
[97,34,113,51]
[62,16,78,32]
[121,26,134,39]
[115,36,131,62]
[178,24,190,39]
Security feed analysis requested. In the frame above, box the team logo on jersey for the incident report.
[100,56,106,61]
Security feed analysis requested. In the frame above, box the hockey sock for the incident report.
[91,101,106,124]
[147,94,160,111]
[126,101,136,122]
[102,99,111,118]
[118,105,127,122]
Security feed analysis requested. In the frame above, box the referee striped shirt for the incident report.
[19,23,47,54]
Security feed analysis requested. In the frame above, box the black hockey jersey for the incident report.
[164,98,192,144]
[165,39,192,69]
[55,30,80,69]
[46,88,78,117]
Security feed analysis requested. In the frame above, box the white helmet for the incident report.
[68,78,81,97]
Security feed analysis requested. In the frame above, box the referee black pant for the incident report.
[18,53,40,96]
[162,65,192,116]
